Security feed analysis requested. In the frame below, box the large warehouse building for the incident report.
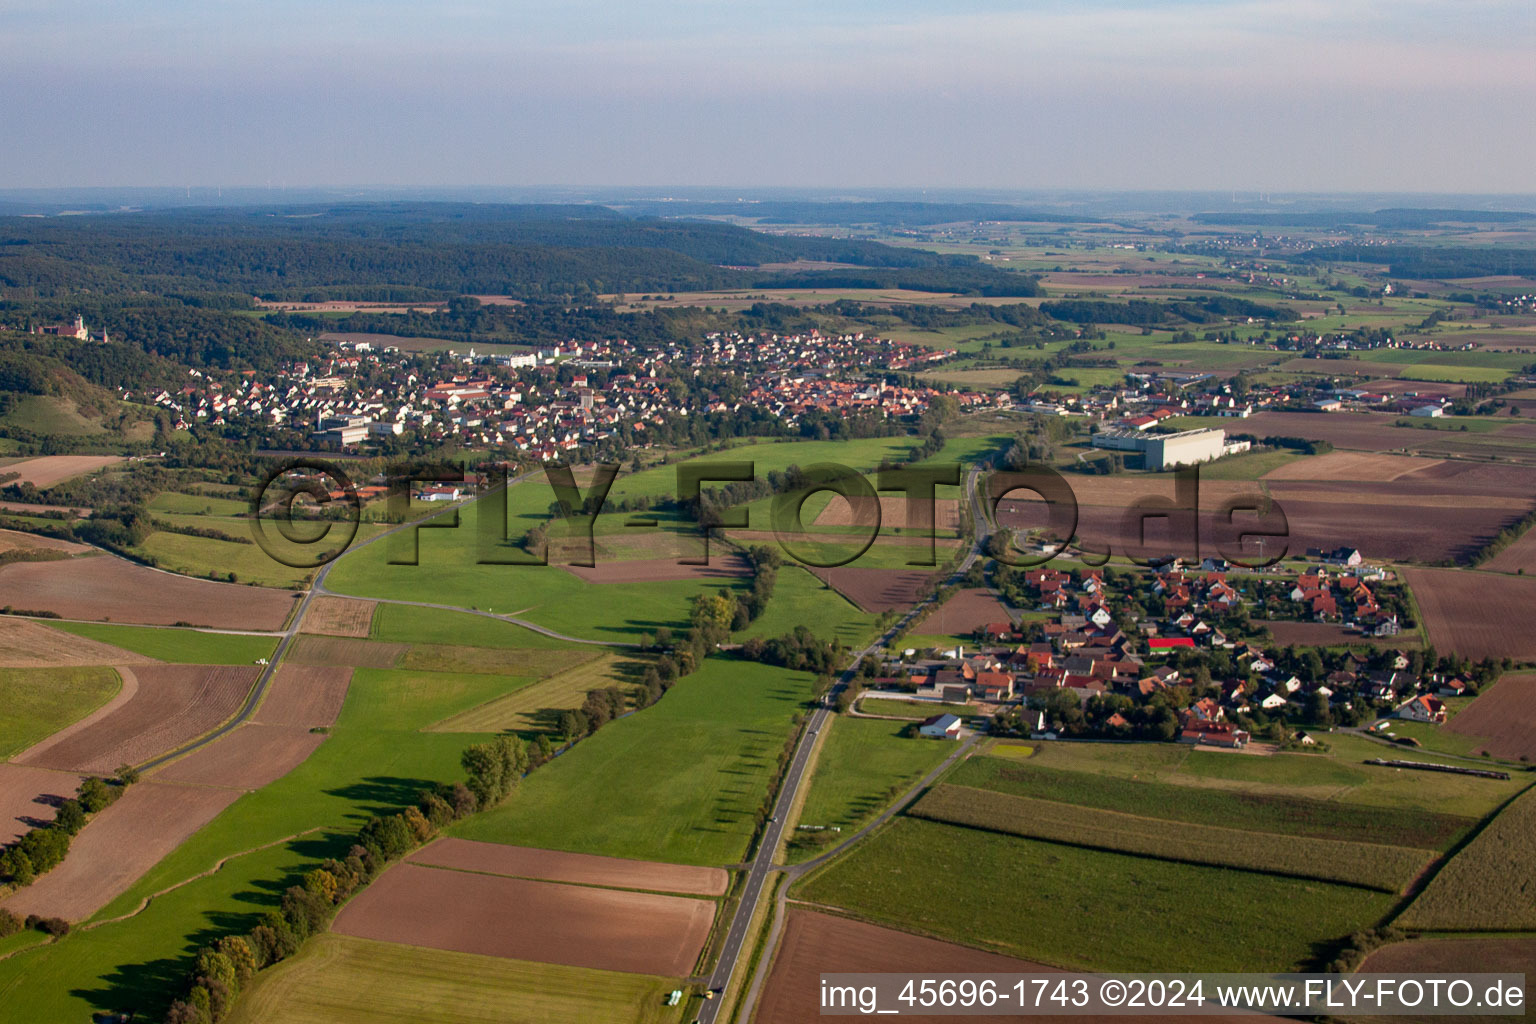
[1092,427,1228,469]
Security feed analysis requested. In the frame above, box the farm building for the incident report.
[918,713,963,740]
[1396,694,1448,724]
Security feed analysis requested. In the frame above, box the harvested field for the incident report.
[0,528,88,555]
[757,909,1051,1024]
[0,616,154,668]
[331,862,713,976]
[0,555,296,629]
[0,780,239,921]
[429,652,629,734]
[1399,785,1536,930]
[154,724,326,790]
[1261,451,1446,482]
[300,596,376,637]
[406,838,729,896]
[16,664,259,773]
[253,665,352,728]
[288,635,407,669]
[911,785,1429,893]
[4,455,122,488]
[559,552,751,585]
[808,566,938,613]
[1443,672,1536,761]
[1263,620,1417,650]
[0,764,85,845]
[1402,567,1536,661]
[911,588,1013,636]
[815,495,961,532]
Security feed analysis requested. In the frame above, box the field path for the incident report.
[8,666,137,764]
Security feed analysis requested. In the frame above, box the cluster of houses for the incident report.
[127,329,1000,455]
[880,561,1461,747]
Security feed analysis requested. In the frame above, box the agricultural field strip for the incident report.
[912,784,1433,893]
[397,858,723,899]
[426,650,617,733]
[1398,784,1536,931]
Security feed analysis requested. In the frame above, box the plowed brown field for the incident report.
[153,724,327,790]
[253,665,352,728]
[4,455,123,488]
[0,556,296,629]
[331,862,714,976]
[0,617,154,668]
[288,635,406,669]
[1403,568,1536,661]
[0,781,240,921]
[0,764,85,845]
[809,566,939,613]
[406,839,729,896]
[912,588,1013,636]
[16,664,258,773]
[1444,672,1536,761]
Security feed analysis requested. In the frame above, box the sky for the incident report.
[1,0,1533,193]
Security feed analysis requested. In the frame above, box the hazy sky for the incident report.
[2,0,1532,192]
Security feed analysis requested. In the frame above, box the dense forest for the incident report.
[1302,244,1536,279]
[0,204,1039,300]
[1040,296,1297,325]
[1193,208,1536,230]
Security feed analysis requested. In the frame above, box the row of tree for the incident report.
[0,769,136,890]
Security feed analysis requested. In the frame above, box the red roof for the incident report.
[1148,637,1195,650]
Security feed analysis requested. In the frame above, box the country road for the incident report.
[696,462,992,1024]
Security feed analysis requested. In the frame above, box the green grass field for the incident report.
[911,784,1430,892]
[428,651,634,734]
[148,491,250,516]
[369,603,577,649]
[225,934,684,1024]
[856,698,972,720]
[795,817,1392,972]
[0,664,514,1021]
[734,565,878,649]
[451,655,808,865]
[45,621,281,664]
[1199,448,1307,480]
[947,755,1474,849]
[1399,785,1536,931]
[0,666,121,758]
[789,717,951,860]
[1008,736,1525,819]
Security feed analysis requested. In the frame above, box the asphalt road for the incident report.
[696,464,991,1023]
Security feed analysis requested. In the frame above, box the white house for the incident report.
[1396,694,1448,724]
[919,713,963,740]
[1409,405,1445,418]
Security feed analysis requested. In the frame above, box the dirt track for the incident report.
[0,556,296,629]
[332,862,714,977]
[16,664,259,773]
[0,781,240,921]
[406,838,729,896]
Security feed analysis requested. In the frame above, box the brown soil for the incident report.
[808,567,939,614]
[16,664,259,773]
[0,764,85,845]
[1482,528,1536,574]
[0,556,296,629]
[1263,621,1417,650]
[911,588,1013,636]
[331,862,714,977]
[1444,672,1536,761]
[288,635,406,669]
[5,455,123,488]
[300,596,376,638]
[253,665,352,728]
[0,617,155,668]
[1356,937,1534,1024]
[1402,567,1536,661]
[0,781,240,921]
[153,724,327,790]
[815,495,961,531]
[406,838,729,896]
[0,528,89,555]
[1261,451,1446,482]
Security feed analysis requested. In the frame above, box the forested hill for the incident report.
[0,203,1040,300]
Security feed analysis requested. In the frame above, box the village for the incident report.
[864,553,1498,753]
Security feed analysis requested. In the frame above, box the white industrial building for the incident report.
[1091,427,1228,470]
